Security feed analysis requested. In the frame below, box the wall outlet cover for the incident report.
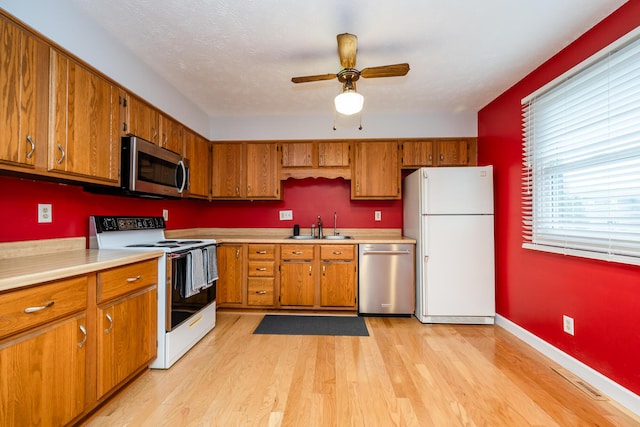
[38,204,52,223]
[279,210,293,221]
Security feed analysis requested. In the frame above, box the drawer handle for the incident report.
[78,324,87,348]
[333,251,343,255]
[255,290,267,295]
[256,250,267,254]
[24,300,55,313]
[256,267,268,271]
[292,251,303,255]
[105,313,113,334]
[127,275,142,282]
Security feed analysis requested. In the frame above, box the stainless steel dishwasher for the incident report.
[358,243,415,315]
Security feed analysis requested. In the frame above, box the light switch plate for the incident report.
[374,211,382,221]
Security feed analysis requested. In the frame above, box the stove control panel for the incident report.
[91,216,165,233]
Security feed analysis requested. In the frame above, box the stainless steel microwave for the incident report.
[121,136,189,198]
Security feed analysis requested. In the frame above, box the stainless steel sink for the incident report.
[322,235,351,240]
[288,235,316,240]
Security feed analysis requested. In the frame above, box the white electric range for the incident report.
[89,216,217,369]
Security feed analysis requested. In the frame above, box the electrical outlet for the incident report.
[163,209,169,221]
[279,210,293,221]
[374,211,382,221]
[563,315,575,336]
[38,204,52,223]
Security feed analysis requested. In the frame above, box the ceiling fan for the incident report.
[291,33,410,115]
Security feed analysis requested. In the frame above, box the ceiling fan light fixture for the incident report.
[334,88,364,115]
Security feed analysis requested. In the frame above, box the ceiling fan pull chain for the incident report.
[332,109,337,131]
[359,111,363,130]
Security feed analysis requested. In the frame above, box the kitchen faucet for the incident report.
[317,215,323,239]
[333,211,339,236]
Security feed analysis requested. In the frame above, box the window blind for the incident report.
[522,32,640,264]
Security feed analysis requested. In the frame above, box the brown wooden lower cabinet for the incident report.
[217,242,357,311]
[0,259,158,426]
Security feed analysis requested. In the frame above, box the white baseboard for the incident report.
[495,314,640,417]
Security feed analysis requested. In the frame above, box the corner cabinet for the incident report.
[184,129,211,199]
[48,49,121,184]
[0,15,49,172]
[211,142,280,200]
[352,140,400,199]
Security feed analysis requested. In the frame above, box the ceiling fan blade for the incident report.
[337,33,357,68]
[291,73,337,84]
[360,63,410,78]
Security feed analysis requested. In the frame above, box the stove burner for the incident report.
[178,240,204,244]
[157,240,178,244]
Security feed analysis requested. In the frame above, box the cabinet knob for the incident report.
[255,290,267,295]
[256,267,267,271]
[333,251,343,255]
[256,250,267,254]
[292,251,303,255]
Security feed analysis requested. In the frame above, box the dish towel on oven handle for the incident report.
[183,249,207,298]
[203,246,218,285]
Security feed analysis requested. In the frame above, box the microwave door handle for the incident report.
[176,160,187,193]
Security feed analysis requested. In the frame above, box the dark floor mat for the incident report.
[253,315,369,336]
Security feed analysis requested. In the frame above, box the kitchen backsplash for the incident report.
[0,175,402,243]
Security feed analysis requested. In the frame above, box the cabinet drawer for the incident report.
[248,244,275,260]
[320,245,355,261]
[281,245,314,260]
[0,276,87,340]
[97,259,158,303]
[247,278,275,306]
[248,261,275,276]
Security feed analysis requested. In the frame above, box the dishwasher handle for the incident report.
[362,250,412,255]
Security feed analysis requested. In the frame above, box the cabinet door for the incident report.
[0,17,47,169]
[435,140,473,166]
[402,140,434,167]
[281,142,313,167]
[320,262,356,308]
[0,314,87,426]
[246,142,279,199]
[216,244,244,305]
[318,141,350,167]
[49,50,119,183]
[159,113,184,154]
[211,143,244,198]
[127,96,159,143]
[352,141,400,199]
[97,287,157,399]
[279,262,315,306]
[184,129,210,198]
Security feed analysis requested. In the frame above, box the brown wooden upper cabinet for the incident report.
[126,95,159,144]
[351,140,400,199]
[183,129,210,199]
[401,138,477,167]
[211,142,280,200]
[0,15,48,172]
[280,140,351,180]
[159,113,184,154]
[48,49,121,184]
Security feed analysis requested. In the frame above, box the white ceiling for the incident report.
[70,0,626,118]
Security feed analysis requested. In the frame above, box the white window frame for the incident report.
[521,26,640,266]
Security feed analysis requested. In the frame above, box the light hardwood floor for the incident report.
[83,312,640,426]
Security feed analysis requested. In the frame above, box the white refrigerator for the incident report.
[403,166,495,324]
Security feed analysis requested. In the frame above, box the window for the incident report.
[522,28,640,265]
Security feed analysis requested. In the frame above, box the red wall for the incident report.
[0,175,402,243]
[478,1,640,395]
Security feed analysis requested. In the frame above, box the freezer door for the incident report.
[422,166,494,215]
[420,215,495,319]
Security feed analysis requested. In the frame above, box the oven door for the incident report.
[167,246,216,331]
